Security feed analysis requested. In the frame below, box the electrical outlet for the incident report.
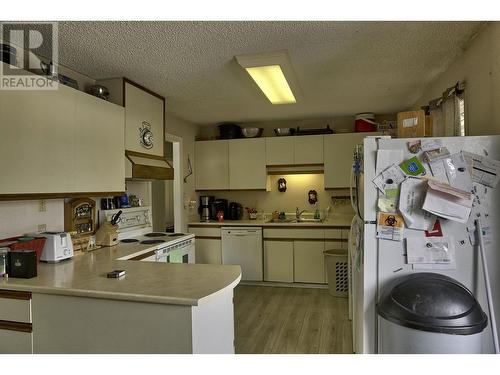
[37,224,47,232]
[38,199,46,212]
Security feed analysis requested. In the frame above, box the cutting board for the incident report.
[397,110,426,138]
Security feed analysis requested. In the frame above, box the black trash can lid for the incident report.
[377,273,488,335]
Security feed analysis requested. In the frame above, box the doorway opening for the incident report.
[151,133,183,233]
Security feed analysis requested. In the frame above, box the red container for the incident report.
[355,113,377,132]
[1,237,46,263]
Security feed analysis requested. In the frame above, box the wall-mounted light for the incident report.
[235,50,300,105]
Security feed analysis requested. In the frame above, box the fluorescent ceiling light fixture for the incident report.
[235,51,300,105]
[245,65,296,104]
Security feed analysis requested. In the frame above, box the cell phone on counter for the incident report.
[107,269,126,278]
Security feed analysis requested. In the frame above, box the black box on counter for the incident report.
[8,250,37,278]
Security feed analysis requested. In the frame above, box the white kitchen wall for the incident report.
[0,199,64,238]
[414,22,500,136]
[164,112,199,231]
[199,174,354,218]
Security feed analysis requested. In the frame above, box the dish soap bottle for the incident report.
[314,204,321,220]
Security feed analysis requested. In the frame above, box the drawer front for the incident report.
[0,329,32,353]
[0,292,32,323]
[188,226,221,238]
[324,229,342,239]
[263,228,324,239]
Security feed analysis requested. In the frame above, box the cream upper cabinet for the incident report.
[229,138,266,190]
[124,81,164,157]
[195,140,229,190]
[324,132,381,188]
[0,87,76,194]
[0,83,125,196]
[293,240,326,284]
[266,137,294,166]
[294,135,324,165]
[264,240,294,282]
[74,91,125,193]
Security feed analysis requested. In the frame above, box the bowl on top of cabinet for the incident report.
[241,127,263,138]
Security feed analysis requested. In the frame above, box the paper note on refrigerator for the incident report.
[376,212,404,241]
[406,237,456,265]
[428,152,474,193]
[463,151,500,188]
[376,150,404,174]
[372,164,407,195]
[422,180,473,223]
[399,177,436,231]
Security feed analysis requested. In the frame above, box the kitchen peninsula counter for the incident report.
[0,246,241,354]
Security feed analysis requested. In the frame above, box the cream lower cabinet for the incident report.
[229,138,266,189]
[324,132,381,188]
[0,291,33,354]
[188,227,222,264]
[293,240,326,283]
[195,238,222,265]
[263,240,294,282]
[195,140,229,190]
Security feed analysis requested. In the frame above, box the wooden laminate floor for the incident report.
[234,285,353,354]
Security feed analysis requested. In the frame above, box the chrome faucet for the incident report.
[296,207,307,220]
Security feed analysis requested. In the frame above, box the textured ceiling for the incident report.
[56,21,483,125]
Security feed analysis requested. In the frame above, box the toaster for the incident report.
[38,231,74,262]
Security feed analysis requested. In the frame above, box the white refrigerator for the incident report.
[351,135,500,354]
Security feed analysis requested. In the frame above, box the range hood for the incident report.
[125,151,174,180]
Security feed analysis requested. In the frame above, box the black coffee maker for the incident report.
[210,199,228,220]
[198,196,214,222]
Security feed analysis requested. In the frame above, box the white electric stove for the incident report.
[100,206,195,264]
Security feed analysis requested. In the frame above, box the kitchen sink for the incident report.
[266,218,324,224]
[266,218,298,223]
[296,218,324,223]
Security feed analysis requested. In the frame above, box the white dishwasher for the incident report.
[221,227,263,281]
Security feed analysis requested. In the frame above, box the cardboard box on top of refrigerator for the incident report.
[397,110,426,138]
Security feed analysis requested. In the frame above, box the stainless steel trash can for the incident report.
[378,273,488,354]
[324,249,348,297]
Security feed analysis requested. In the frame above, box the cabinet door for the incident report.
[266,137,294,165]
[74,91,125,193]
[195,140,229,190]
[264,240,294,282]
[324,133,381,188]
[229,138,266,190]
[0,87,76,194]
[195,238,222,264]
[294,135,324,165]
[0,330,32,354]
[293,240,325,283]
[124,82,164,157]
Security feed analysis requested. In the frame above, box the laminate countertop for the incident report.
[188,214,354,228]
[0,243,241,307]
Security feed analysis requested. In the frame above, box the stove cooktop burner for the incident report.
[121,239,140,243]
[168,233,185,237]
[144,232,168,237]
[140,239,166,245]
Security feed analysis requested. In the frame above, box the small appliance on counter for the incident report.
[37,232,74,263]
[8,250,37,278]
[210,199,228,220]
[199,195,214,222]
[95,210,122,247]
[228,202,243,220]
